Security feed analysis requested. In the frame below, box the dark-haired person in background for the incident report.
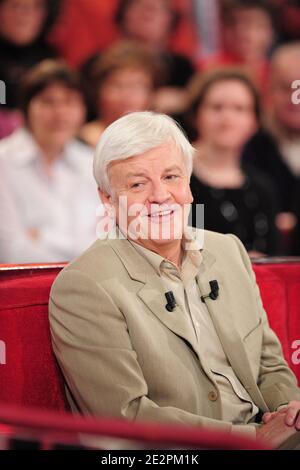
[79,41,159,148]
[0,60,98,263]
[188,69,280,256]
[0,0,60,138]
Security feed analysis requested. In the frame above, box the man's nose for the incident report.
[148,180,171,204]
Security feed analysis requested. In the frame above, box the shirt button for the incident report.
[208,391,218,401]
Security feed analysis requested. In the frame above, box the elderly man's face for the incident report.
[102,140,193,248]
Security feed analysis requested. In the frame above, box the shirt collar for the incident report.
[128,226,203,280]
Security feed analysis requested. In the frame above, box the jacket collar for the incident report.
[107,226,212,283]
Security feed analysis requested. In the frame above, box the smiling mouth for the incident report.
[147,210,174,220]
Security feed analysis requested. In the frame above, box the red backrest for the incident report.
[0,265,69,411]
[0,261,299,411]
[253,262,300,382]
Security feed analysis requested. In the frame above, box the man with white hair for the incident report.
[49,111,300,449]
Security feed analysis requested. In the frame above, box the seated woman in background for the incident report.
[188,69,280,256]
[0,60,99,264]
[79,41,158,148]
[0,0,59,138]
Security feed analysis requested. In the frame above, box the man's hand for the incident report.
[262,401,300,429]
[256,411,299,449]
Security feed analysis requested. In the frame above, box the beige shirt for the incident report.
[130,235,259,435]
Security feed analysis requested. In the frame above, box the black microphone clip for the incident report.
[201,280,219,303]
[165,291,176,312]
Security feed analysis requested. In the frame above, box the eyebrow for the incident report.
[125,166,183,180]
[164,165,183,173]
[125,171,148,179]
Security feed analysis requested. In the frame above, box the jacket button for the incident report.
[208,391,218,401]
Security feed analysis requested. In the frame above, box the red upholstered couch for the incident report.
[0,260,300,411]
[0,264,68,411]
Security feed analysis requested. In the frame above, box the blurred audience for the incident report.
[271,0,300,42]
[48,0,120,67]
[0,60,98,264]
[49,0,197,67]
[201,0,276,92]
[188,69,279,256]
[192,0,221,60]
[1,0,299,263]
[79,42,158,148]
[242,42,300,253]
[292,185,300,255]
[113,0,195,114]
[0,0,59,138]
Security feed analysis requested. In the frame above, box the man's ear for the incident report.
[98,188,112,205]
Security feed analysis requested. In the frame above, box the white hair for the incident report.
[93,111,195,194]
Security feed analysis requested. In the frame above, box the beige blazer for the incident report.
[49,229,300,432]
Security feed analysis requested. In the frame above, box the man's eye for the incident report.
[131,182,144,188]
[165,174,179,180]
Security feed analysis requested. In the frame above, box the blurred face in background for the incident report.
[27,83,86,151]
[0,0,47,45]
[196,79,258,152]
[224,7,273,62]
[121,0,173,47]
[98,67,153,125]
[270,52,300,132]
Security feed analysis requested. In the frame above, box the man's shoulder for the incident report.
[199,228,241,253]
[52,236,132,290]
[201,229,249,267]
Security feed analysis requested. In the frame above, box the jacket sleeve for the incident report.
[229,234,300,410]
[49,268,254,434]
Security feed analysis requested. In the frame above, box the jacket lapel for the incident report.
[137,275,200,358]
[108,236,200,358]
[196,251,268,411]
